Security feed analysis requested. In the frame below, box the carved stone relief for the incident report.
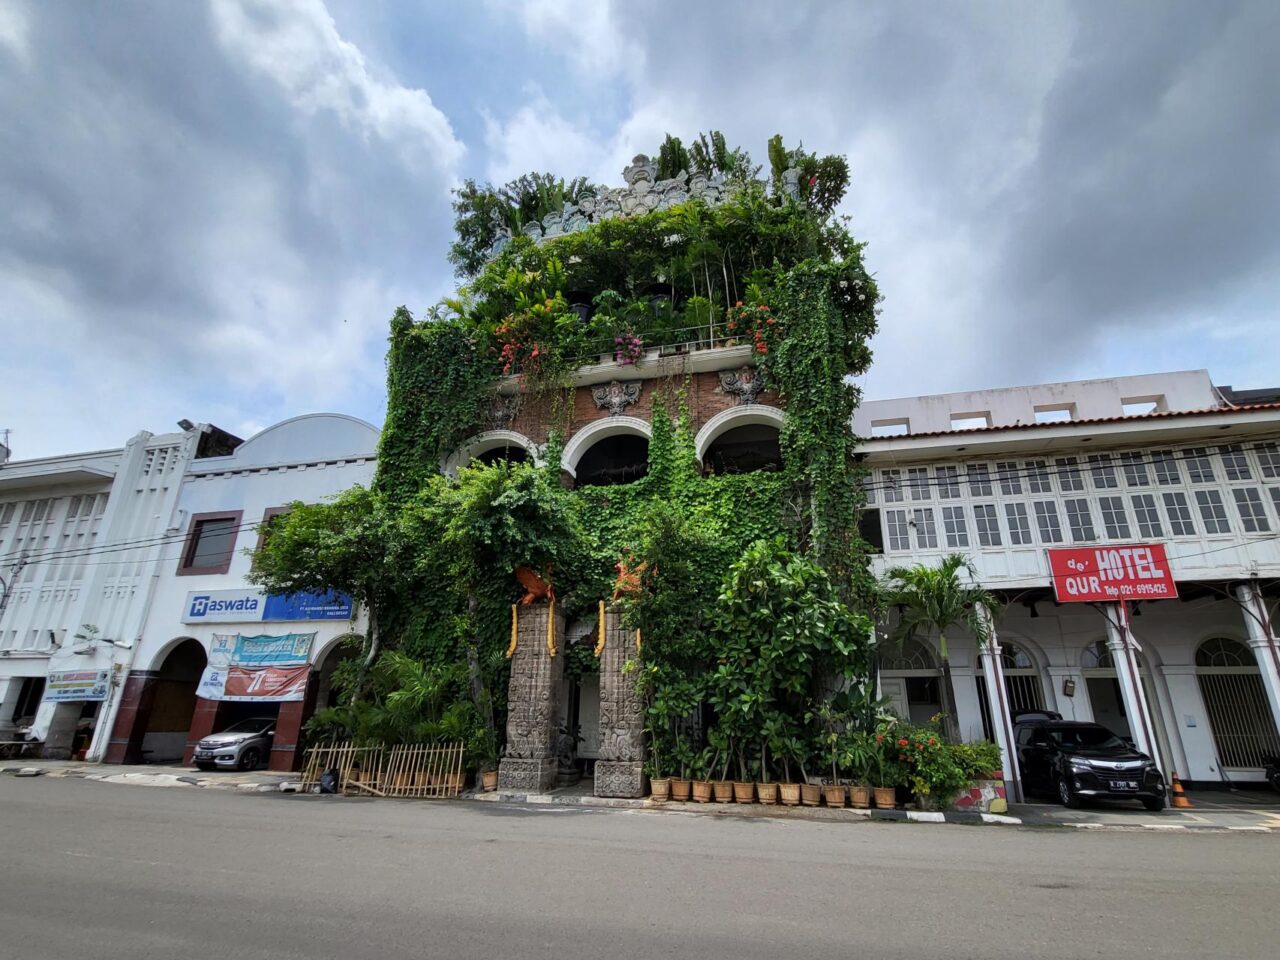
[499,605,564,793]
[591,380,642,416]
[719,366,767,405]
[595,608,645,798]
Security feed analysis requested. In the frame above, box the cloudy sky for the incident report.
[2,0,1277,459]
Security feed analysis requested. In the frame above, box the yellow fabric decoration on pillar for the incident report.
[546,597,557,657]
[635,628,642,652]
[594,600,606,657]
[506,604,518,658]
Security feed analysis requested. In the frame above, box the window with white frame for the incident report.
[883,469,903,502]
[973,503,1002,546]
[908,467,931,500]
[936,465,961,499]
[1005,502,1032,545]
[1055,457,1085,492]
[913,508,938,549]
[966,463,993,497]
[1257,442,1280,479]
[1120,452,1151,487]
[1064,498,1097,541]
[1163,492,1196,536]
[1195,489,1230,534]
[1219,445,1252,481]
[1232,488,1270,533]
[885,509,910,551]
[1098,496,1131,539]
[1131,493,1164,538]
[941,506,969,547]
[1152,449,1181,485]
[1269,488,1280,521]
[1026,460,1052,493]
[1033,501,1064,543]
[862,475,876,505]
[1088,454,1118,489]
[997,461,1022,495]
[1184,447,1215,483]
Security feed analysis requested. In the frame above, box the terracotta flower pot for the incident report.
[650,777,670,802]
[756,782,779,805]
[670,778,692,802]
[713,780,734,803]
[873,786,897,809]
[849,784,872,809]
[779,782,801,806]
[733,781,755,803]
[823,784,847,808]
[800,783,822,806]
[692,780,713,803]
[481,770,498,792]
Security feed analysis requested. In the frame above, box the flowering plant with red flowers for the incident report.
[614,330,644,365]
[723,300,780,374]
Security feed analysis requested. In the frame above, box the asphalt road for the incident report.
[2,776,1277,960]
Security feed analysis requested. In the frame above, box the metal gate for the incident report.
[1196,672,1280,768]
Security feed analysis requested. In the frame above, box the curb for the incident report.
[469,790,1024,826]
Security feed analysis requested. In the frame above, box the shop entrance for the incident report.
[141,639,207,762]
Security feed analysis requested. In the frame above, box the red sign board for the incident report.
[1047,544,1178,603]
[222,664,310,700]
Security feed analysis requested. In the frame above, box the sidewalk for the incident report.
[0,758,292,793]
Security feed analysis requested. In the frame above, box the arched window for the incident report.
[574,434,649,487]
[880,637,938,672]
[1081,640,1115,670]
[702,423,782,474]
[1195,636,1280,768]
[976,640,1045,736]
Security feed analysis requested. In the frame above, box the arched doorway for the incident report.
[574,434,649,487]
[312,636,361,711]
[1195,637,1280,769]
[702,423,782,474]
[976,640,1046,739]
[143,638,207,762]
[475,445,529,467]
[878,637,942,725]
[1082,639,1131,738]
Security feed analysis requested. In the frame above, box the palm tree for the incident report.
[880,554,998,743]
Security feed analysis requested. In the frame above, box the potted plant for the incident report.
[669,738,694,801]
[755,739,778,805]
[690,746,714,803]
[647,759,670,802]
[842,731,875,809]
[709,730,734,802]
[873,728,904,809]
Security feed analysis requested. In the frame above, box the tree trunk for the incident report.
[350,607,381,706]
[937,631,961,743]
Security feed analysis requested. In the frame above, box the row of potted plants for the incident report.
[650,776,898,809]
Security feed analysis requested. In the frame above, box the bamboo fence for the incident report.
[300,741,466,798]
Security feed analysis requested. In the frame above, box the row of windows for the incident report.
[872,441,1280,504]
[881,487,1280,551]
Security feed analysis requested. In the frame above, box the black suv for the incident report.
[1015,718,1166,811]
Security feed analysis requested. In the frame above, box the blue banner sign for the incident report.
[183,589,353,624]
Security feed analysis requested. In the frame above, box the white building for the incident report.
[105,414,378,770]
[0,424,241,757]
[856,369,1280,794]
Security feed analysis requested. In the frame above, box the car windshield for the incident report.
[1048,726,1125,749]
[222,718,273,734]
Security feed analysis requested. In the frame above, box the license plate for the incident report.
[1111,780,1138,791]
[195,752,212,759]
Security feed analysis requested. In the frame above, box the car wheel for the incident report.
[1143,797,1165,812]
[238,747,262,771]
[1057,775,1082,809]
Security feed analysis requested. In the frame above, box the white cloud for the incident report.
[0,1,31,67]
[487,0,642,81]
[211,0,464,176]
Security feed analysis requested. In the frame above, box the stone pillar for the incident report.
[976,607,1021,803]
[183,697,226,766]
[104,671,158,764]
[42,701,80,760]
[269,674,318,772]
[1234,583,1280,741]
[498,604,564,792]
[1103,603,1162,770]
[595,608,645,798]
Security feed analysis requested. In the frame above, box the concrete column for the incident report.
[1103,603,1162,770]
[104,671,158,764]
[183,697,226,766]
[1234,583,1280,741]
[269,674,318,772]
[498,604,564,792]
[0,676,23,738]
[977,607,1021,803]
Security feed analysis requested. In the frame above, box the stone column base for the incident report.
[594,760,645,798]
[499,757,558,793]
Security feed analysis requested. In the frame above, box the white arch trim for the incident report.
[561,416,652,479]
[146,635,205,673]
[442,430,541,475]
[694,404,785,464]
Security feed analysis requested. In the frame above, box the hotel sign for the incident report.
[1047,544,1178,603]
